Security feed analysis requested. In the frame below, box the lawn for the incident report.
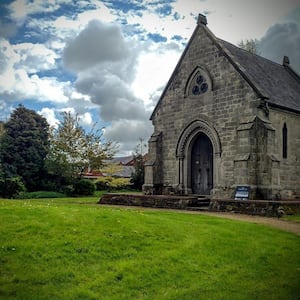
[0,198,299,300]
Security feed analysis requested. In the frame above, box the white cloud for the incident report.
[103,119,153,155]
[80,112,93,126]
[30,75,70,103]
[9,0,61,23]
[38,107,96,132]
[203,0,300,43]
[14,42,58,73]
[76,2,116,24]
[24,1,117,47]
[38,107,59,128]
[132,42,181,109]
[125,4,194,42]
[62,19,149,124]
[0,101,14,121]
[63,20,130,71]
[0,37,76,106]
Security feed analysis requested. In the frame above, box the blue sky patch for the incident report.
[147,33,167,43]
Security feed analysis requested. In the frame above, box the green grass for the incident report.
[16,191,67,199]
[0,198,299,300]
[283,214,300,222]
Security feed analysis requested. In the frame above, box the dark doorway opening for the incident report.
[191,133,213,194]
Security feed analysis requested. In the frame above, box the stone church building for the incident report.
[143,14,300,200]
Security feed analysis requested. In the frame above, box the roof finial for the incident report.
[283,56,290,66]
[197,14,207,26]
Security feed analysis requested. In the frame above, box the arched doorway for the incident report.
[176,119,221,195]
[190,133,213,194]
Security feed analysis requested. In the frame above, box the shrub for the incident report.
[0,177,26,199]
[62,185,75,196]
[95,177,112,191]
[130,154,144,190]
[73,179,96,196]
[110,177,131,190]
[96,177,131,191]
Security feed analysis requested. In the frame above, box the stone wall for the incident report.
[268,108,300,199]
[145,22,260,196]
[210,199,300,217]
[99,194,300,217]
[144,20,300,200]
[100,193,198,209]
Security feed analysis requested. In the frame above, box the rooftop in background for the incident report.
[106,156,135,166]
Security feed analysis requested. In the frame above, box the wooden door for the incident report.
[191,133,213,194]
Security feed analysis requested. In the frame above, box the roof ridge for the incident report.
[284,64,300,83]
[210,36,268,99]
[217,38,290,69]
[150,21,202,120]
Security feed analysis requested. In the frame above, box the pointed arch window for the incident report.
[191,74,208,95]
[185,67,212,98]
[282,123,287,159]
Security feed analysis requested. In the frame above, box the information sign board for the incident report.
[234,186,250,200]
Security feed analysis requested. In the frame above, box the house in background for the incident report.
[103,156,135,178]
[143,14,300,200]
[83,156,135,179]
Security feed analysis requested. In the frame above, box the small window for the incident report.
[282,123,287,159]
[185,67,212,98]
[190,73,208,96]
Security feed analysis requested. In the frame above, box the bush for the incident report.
[0,177,26,199]
[73,179,96,196]
[96,177,131,191]
[95,177,112,191]
[110,177,131,190]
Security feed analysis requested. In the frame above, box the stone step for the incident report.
[188,198,211,207]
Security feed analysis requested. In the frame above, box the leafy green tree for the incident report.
[46,112,117,183]
[130,138,147,190]
[0,105,50,191]
[0,176,26,198]
[238,39,260,54]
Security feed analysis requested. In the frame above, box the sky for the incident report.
[0,0,300,156]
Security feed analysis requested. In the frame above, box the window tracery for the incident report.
[191,74,208,95]
[185,67,212,97]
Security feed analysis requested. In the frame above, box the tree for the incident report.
[0,105,50,191]
[46,112,117,183]
[130,138,147,190]
[238,39,260,55]
[100,162,123,177]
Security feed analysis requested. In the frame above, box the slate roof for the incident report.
[112,166,135,178]
[150,18,300,119]
[105,156,134,166]
[218,39,300,113]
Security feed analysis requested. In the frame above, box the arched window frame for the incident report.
[184,67,213,98]
[282,122,287,159]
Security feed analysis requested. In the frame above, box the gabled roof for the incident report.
[150,14,300,119]
[112,166,135,178]
[106,156,134,166]
[218,39,300,113]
